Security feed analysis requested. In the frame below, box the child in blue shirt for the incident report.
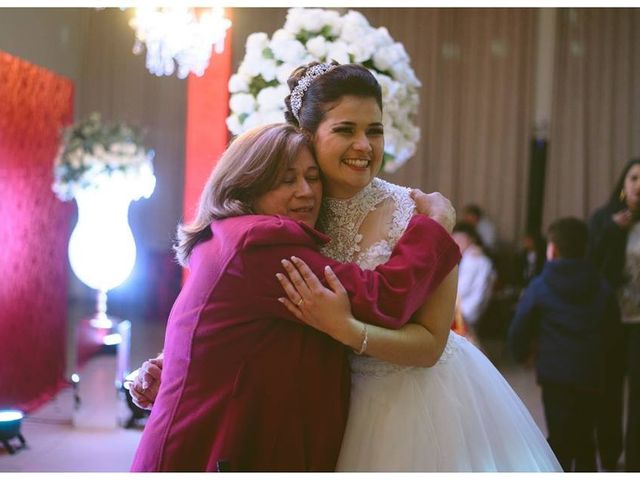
[509,217,619,472]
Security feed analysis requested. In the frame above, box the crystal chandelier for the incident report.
[130,6,231,79]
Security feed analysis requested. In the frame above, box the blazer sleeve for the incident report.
[588,208,611,264]
[588,206,627,286]
[507,283,540,363]
[243,214,461,329]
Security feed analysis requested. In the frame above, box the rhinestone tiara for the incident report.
[289,63,337,122]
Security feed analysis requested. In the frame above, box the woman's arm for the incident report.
[588,207,626,264]
[278,258,458,367]
[248,214,460,329]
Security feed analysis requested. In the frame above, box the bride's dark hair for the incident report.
[284,61,383,135]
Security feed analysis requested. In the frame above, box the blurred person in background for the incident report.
[517,230,546,288]
[452,221,496,341]
[462,203,497,253]
[588,158,640,471]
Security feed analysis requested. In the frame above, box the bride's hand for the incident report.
[276,256,362,349]
[410,189,456,233]
[128,355,163,410]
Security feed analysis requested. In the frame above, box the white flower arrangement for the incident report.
[226,8,422,173]
[52,113,156,201]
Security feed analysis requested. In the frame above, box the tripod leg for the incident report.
[2,440,15,455]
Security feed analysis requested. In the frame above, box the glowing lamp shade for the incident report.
[0,410,23,423]
[68,187,137,292]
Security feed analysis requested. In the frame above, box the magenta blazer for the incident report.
[130,214,460,472]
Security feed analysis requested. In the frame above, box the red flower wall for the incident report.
[0,51,74,412]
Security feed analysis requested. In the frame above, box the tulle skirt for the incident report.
[336,332,562,472]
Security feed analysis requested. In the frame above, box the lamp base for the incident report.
[72,319,131,430]
[76,290,129,368]
[72,290,132,429]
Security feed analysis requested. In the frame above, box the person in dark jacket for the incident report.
[588,158,640,471]
[509,217,619,472]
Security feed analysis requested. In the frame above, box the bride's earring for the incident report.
[620,189,626,202]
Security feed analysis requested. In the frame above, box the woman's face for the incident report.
[253,146,322,227]
[312,95,384,199]
[623,164,640,210]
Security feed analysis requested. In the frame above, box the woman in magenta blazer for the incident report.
[130,123,459,472]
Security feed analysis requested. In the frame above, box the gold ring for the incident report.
[297,298,304,306]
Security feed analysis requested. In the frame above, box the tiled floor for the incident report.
[0,327,547,472]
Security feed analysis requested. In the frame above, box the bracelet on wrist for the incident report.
[353,322,368,355]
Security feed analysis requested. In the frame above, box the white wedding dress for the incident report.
[319,178,561,472]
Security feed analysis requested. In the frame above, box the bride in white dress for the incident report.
[276,62,561,472]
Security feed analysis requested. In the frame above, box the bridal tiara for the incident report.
[290,63,337,122]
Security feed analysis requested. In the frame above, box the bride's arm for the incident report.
[277,189,458,367]
[354,267,457,367]
[278,259,458,367]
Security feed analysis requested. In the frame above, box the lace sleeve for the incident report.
[355,180,416,270]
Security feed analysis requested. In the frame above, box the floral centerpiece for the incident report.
[52,113,156,201]
[226,8,421,173]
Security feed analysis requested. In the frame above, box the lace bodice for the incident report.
[319,178,456,376]
[319,178,414,265]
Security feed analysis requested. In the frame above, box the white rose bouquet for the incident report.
[226,8,421,173]
[52,113,156,201]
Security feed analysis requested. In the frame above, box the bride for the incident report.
[131,61,561,472]
[277,61,560,472]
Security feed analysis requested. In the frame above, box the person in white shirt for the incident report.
[452,222,496,330]
[462,204,497,253]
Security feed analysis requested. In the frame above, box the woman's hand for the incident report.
[612,209,633,229]
[276,256,363,350]
[410,189,456,233]
[127,354,163,410]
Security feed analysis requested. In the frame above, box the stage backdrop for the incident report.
[0,51,74,412]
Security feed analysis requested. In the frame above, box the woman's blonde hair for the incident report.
[174,123,310,266]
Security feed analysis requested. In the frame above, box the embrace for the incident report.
[128,62,561,472]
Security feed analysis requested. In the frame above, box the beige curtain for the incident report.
[544,8,640,227]
[231,8,536,246]
[78,8,187,251]
[362,8,535,247]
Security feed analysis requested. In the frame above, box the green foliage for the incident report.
[295,25,337,45]
[248,75,280,98]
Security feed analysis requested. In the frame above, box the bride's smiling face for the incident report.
[312,95,384,199]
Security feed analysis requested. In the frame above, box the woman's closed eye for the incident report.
[281,176,296,185]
